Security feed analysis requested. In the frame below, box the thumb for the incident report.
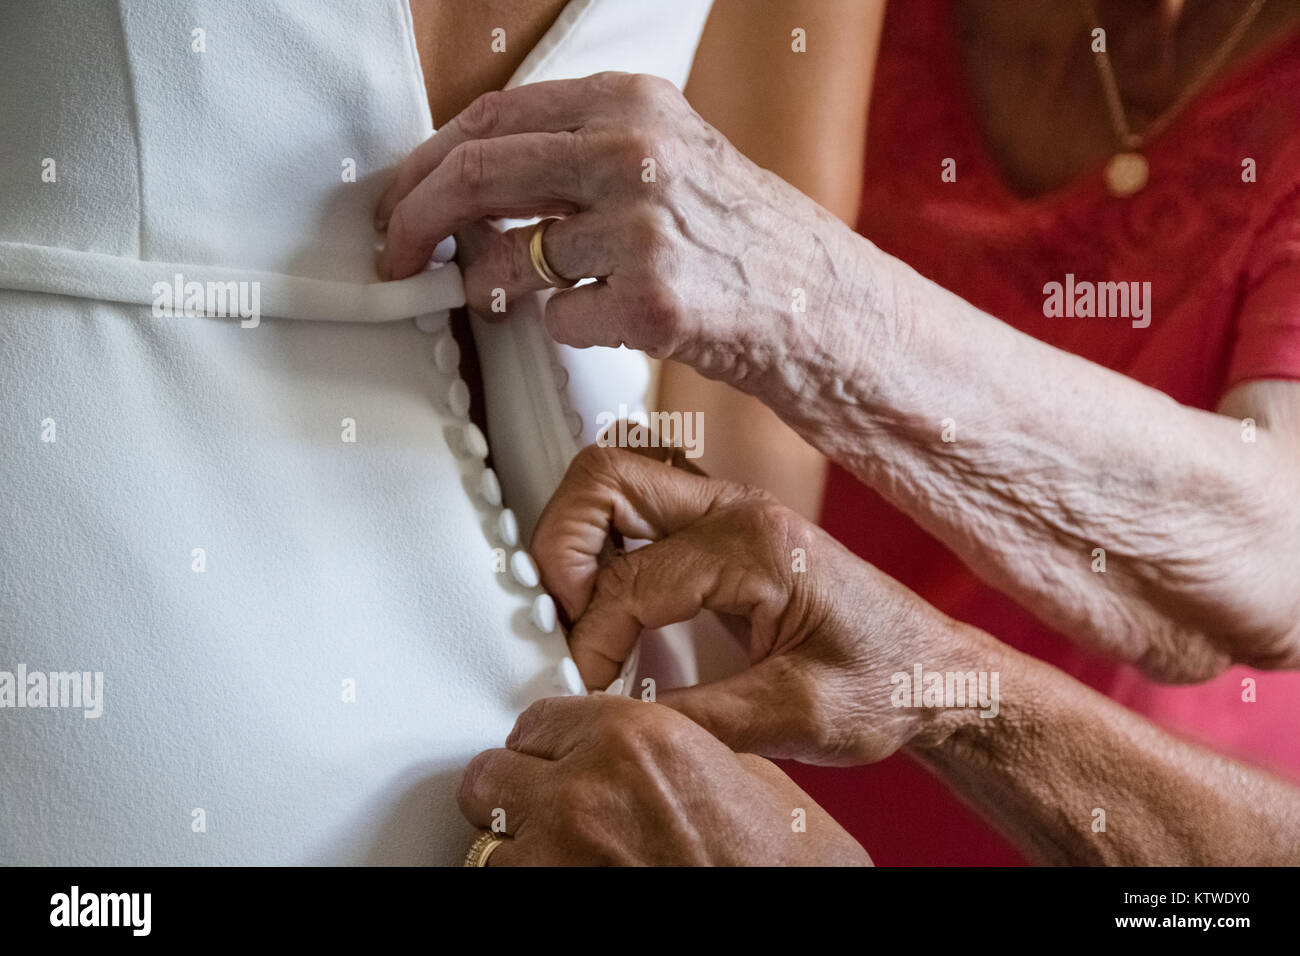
[566,529,789,690]
[658,657,816,761]
[566,533,720,689]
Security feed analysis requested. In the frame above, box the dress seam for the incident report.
[112,0,148,259]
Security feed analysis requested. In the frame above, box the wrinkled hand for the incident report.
[459,693,869,865]
[530,445,1004,766]
[375,72,857,386]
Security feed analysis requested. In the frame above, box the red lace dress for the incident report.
[788,0,1300,865]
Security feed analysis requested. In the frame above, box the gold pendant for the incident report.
[1104,152,1148,197]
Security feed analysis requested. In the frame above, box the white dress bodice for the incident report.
[0,0,711,865]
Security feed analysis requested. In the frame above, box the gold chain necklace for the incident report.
[1082,0,1267,196]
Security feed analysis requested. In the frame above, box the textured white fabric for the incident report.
[471,0,711,536]
[0,240,464,323]
[0,0,711,865]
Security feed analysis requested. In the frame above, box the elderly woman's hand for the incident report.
[375,74,1300,688]
[529,444,1007,766]
[375,72,859,385]
[459,693,870,865]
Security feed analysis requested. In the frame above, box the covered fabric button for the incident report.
[565,410,583,437]
[460,422,488,460]
[479,467,502,506]
[413,312,445,334]
[433,332,460,374]
[554,658,585,696]
[497,509,519,547]
[446,379,471,418]
[431,235,458,263]
[531,593,557,634]
[509,549,540,589]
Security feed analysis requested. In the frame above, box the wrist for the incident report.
[758,223,901,447]
[703,184,895,410]
[896,617,1019,753]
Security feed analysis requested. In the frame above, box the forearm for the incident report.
[657,0,881,518]
[910,630,1300,865]
[734,227,1300,680]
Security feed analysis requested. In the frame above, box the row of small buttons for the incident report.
[422,316,581,697]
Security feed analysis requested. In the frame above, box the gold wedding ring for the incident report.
[463,830,505,867]
[528,218,576,289]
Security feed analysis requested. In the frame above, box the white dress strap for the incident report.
[0,240,464,323]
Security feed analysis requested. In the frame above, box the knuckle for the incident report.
[591,70,628,99]
[725,486,799,545]
[599,705,650,754]
[626,205,674,261]
[601,706,695,789]
[638,281,683,339]
[647,704,701,750]
[751,492,800,538]
[506,699,544,748]
[596,698,675,756]
[460,90,504,138]
[589,128,657,192]
[448,139,489,194]
[570,441,624,483]
[618,130,659,170]
[623,72,675,109]
[458,751,495,807]
[593,554,640,604]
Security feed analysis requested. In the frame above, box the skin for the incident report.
[407,0,854,861]
[374,64,1300,684]
[379,2,1300,861]
[408,0,851,521]
[459,692,870,866]
[408,0,568,129]
[958,0,1300,197]
[658,0,883,520]
[498,445,1300,865]
[661,0,1300,515]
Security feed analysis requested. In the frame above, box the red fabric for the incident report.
[788,0,1300,865]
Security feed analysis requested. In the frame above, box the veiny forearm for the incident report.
[733,224,1300,681]
[657,0,882,520]
[911,633,1300,865]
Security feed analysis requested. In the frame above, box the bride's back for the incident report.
[0,0,711,865]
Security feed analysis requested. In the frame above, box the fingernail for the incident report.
[603,677,625,696]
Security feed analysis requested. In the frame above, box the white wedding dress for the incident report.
[0,0,711,865]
